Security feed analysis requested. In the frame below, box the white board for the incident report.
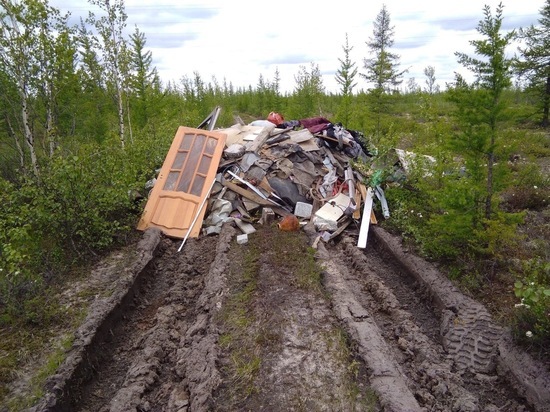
[357,187,374,248]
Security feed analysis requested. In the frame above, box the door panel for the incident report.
[137,126,227,238]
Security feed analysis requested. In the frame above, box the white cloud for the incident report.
[50,0,544,93]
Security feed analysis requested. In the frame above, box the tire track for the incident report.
[30,224,549,412]
[318,232,539,411]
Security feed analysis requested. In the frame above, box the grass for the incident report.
[0,311,79,410]
[217,235,263,402]
[325,327,379,411]
[265,227,323,292]
[218,224,380,409]
[0,268,93,410]
[217,225,325,405]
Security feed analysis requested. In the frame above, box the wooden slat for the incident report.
[353,188,362,219]
[221,180,274,206]
[370,210,378,225]
[245,123,275,153]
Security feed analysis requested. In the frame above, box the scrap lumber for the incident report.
[353,188,362,219]
[245,123,275,153]
[259,177,275,193]
[314,133,351,146]
[370,210,378,224]
[221,180,274,206]
[357,182,367,199]
[328,217,352,241]
[354,182,377,223]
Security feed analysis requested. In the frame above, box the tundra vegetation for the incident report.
[0,0,549,407]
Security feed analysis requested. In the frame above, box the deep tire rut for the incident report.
[30,224,550,412]
[321,234,532,411]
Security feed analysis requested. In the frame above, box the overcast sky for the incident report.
[49,0,544,94]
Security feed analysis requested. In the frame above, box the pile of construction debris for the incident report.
[198,111,399,248]
[137,107,427,249]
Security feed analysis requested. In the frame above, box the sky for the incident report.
[49,0,545,94]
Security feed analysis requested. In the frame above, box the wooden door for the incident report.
[137,126,227,238]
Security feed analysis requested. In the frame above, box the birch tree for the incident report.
[423,66,439,94]
[1,0,41,176]
[1,0,71,177]
[88,0,128,148]
[291,63,325,119]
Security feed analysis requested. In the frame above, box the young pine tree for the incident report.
[128,26,159,131]
[335,33,358,126]
[361,5,406,137]
[452,2,515,221]
[424,3,523,260]
[517,0,550,127]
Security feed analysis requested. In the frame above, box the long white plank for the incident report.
[357,187,374,249]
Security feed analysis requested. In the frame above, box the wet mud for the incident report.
[29,224,550,412]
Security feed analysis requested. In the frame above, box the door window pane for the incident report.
[204,137,217,155]
[180,134,194,150]
[192,134,206,153]
[172,151,187,170]
[197,155,211,175]
[177,149,201,192]
[164,171,179,191]
[190,175,205,196]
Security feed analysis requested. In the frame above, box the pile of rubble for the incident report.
[199,112,399,248]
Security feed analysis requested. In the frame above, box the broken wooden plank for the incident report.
[370,209,378,224]
[357,187,374,249]
[328,217,352,241]
[245,123,275,153]
[259,177,275,194]
[314,133,351,146]
[221,180,274,206]
[353,188,362,219]
[357,181,367,200]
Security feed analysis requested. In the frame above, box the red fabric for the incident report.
[299,117,331,134]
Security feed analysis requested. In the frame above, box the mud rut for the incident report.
[31,224,550,412]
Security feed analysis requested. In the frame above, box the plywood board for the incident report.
[218,124,264,146]
[314,193,351,222]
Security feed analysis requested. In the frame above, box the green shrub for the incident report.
[512,259,550,350]
[0,135,167,326]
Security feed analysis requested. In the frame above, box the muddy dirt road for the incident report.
[30,223,550,412]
